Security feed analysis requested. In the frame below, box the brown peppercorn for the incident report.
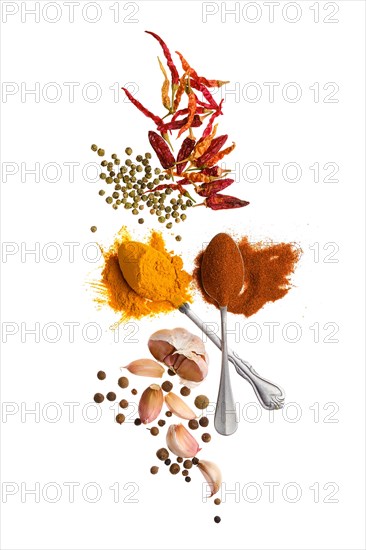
[183,460,192,469]
[202,433,211,443]
[214,498,221,505]
[180,386,190,397]
[93,393,104,403]
[177,457,183,463]
[199,417,209,427]
[156,448,169,461]
[134,418,141,426]
[167,369,176,376]
[194,395,209,409]
[192,457,199,465]
[214,516,221,524]
[188,419,199,430]
[182,469,189,477]
[150,466,159,475]
[185,476,191,483]
[161,381,173,392]
[118,376,129,389]
[119,399,129,409]
[97,371,106,380]
[116,414,125,424]
[165,411,172,417]
[158,419,166,427]
[169,463,180,475]
[131,389,138,395]
[150,427,159,436]
[106,392,116,402]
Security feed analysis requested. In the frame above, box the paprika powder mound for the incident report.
[193,236,301,317]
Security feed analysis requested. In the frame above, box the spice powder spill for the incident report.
[91,227,192,322]
[193,236,301,317]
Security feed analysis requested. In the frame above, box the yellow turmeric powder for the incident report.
[91,228,192,321]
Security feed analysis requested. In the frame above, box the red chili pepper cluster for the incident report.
[121,31,249,211]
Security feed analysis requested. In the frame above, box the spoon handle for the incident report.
[179,303,285,411]
[214,307,238,436]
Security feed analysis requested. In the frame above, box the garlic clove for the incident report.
[148,338,175,363]
[197,460,222,497]
[138,384,164,424]
[166,424,201,458]
[175,356,208,384]
[123,359,164,378]
[165,392,197,420]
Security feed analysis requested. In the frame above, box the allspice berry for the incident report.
[192,457,199,465]
[165,411,172,417]
[214,516,221,524]
[199,417,209,427]
[202,433,211,443]
[182,470,188,476]
[183,460,192,469]
[97,371,106,380]
[194,395,209,409]
[167,369,176,376]
[131,389,138,395]
[180,386,190,397]
[106,392,116,402]
[150,466,159,475]
[93,393,104,403]
[158,419,166,427]
[119,399,129,409]
[116,414,125,424]
[118,376,129,389]
[169,463,180,475]
[214,498,221,505]
[161,381,173,392]
[156,448,169,461]
[150,427,159,436]
[177,457,183,463]
[188,419,199,430]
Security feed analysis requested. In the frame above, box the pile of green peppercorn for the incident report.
[91,145,193,241]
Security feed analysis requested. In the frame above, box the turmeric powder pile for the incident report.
[92,228,192,321]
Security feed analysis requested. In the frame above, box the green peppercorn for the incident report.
[132,209,138,215]
[97,148,105,157]
[106,197,113,204]
[175,219,181,224]
[136,155,143,162]
[101,160,108,167]
[166,222,173,229]
[100,173,106,180]
[158,174,165,180]
[114,159,120,165]
[90,226,97,233]
[125,159,132,167]
[138,218,144,224]
[125,147,132,155]
[91,144,98,151]
[112,192,119,199]
[158,216,165,223]
[154,168,161,174]
[99,189,105,196]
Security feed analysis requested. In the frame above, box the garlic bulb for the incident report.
[148,328,208,386]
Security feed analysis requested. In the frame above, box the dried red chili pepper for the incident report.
[173,72,188,112]
[205,142,236,167]
[178,171,212,183]
[197,178,234,197]
[176,137,196,175]
[148,131,175,169]
[196,135,228,166]
[205,194,249,210]
[145,31,179,86]
[158,57,171,111]
[190,79,219,110]
[121,88,163,126]
[202,100,224,138]
[201,166,226,177]
[158,114,202,133]
[177,90,197,137]
[192,124,218,159]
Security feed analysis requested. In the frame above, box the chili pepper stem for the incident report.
[192,202,205,208]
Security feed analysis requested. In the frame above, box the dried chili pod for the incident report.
[196,135,228,166]
[121,88,163,126]
[197,178,234,197]
[173,71,188,112]
[158,57,171,110]
[202,100,224,138]
[146,31,179,86]
[190,78,219,110]
[205,194,249,210]
[159,114,202,133]
[205,142,236,167]
[201,166,225,177]
[148,131,175,169]
[176,137,196,175]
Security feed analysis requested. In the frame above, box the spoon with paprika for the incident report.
[201,233,244,436]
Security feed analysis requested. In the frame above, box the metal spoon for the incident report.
[201,234,244,436]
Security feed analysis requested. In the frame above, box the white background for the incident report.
[1,1,365,549]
